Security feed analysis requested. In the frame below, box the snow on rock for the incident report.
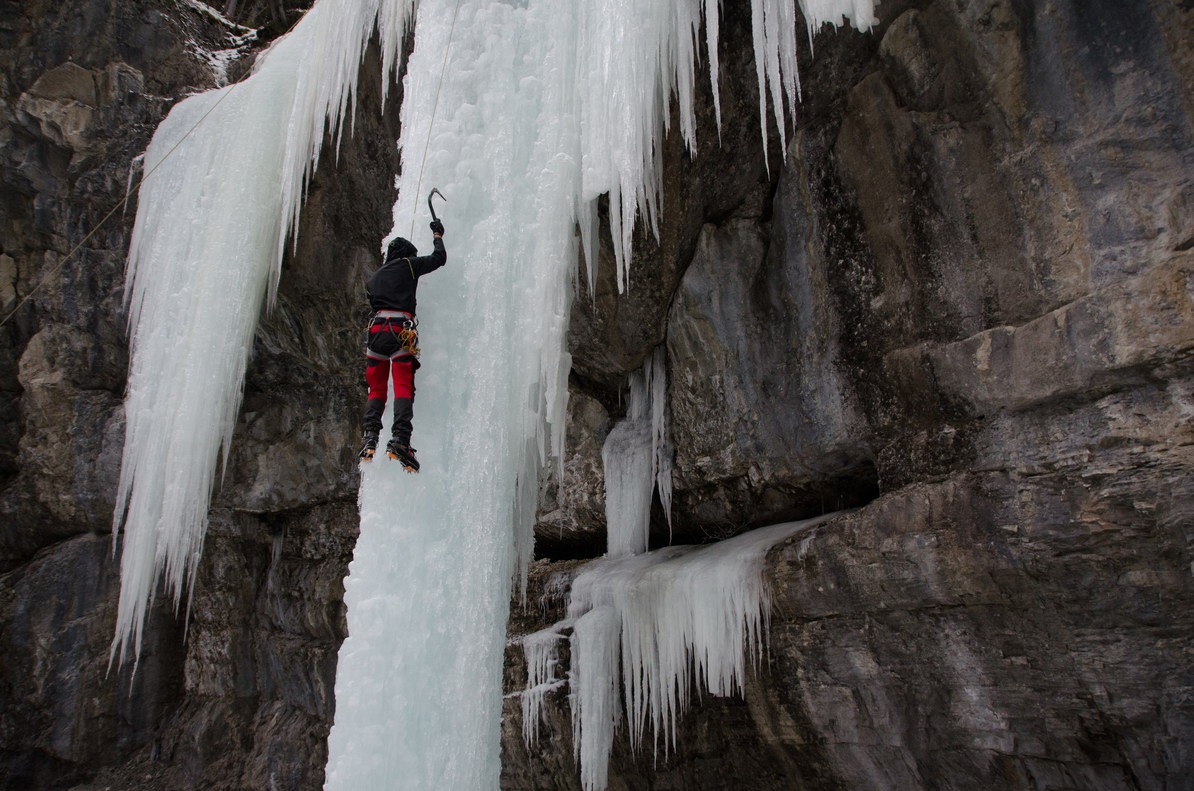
[182,0,256,32]
[180,0,259,86]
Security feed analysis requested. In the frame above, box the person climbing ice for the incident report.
[358,197,446,471]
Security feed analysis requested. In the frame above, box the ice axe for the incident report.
[427,188,445,224]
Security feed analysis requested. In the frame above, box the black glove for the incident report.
[430,220,445,237]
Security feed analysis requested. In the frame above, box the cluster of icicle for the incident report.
[112,0,416,665]
[523,350,840,791]
[522,518,834,791]
[513,3,877,783]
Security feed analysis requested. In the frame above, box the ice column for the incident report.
[325,0,762,786]
[571,606,623,791]
[603,347,672,557]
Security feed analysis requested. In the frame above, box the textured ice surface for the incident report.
[603,347,671,557]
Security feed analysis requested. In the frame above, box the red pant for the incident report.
[362,313,419,443]
[366,356,414,401]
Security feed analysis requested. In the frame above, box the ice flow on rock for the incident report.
[113,0,875,787]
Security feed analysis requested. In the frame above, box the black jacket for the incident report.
[366,236,446,315]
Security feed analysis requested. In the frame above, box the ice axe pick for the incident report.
[428,188,445,223]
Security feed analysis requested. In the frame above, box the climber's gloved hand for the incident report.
[430,220,445,237]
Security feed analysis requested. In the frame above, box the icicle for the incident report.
[112,0,416,666]
[749,0,876,168]
[601,346,672,557]
[122,153,143,216]
[521,625,570,746]
[571,606,623,791]
[563,517,833,788]
[703,0,724,141]
[578,197,600,301]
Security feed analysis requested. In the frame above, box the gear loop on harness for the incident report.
[366,309,420,360]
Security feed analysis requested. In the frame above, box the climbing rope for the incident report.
[3,2,458,332]
[408,0,463,238]
[0,5,318,333]
[0,79,242,331]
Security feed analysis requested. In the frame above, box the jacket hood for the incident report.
[386,237,417,261]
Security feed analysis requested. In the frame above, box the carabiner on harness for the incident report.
[366,311,420,359]
[395,318,420,357]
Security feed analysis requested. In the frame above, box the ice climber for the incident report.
[358,218,446,471]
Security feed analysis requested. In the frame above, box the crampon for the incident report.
[386,442,420,473]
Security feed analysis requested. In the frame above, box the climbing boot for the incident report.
[385,439,420,473]
[358,430,379,462]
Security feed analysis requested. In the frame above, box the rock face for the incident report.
[1,3,226,784]
[2,0,1192,789]
[511,0,1194,789]
[1,1,387,788]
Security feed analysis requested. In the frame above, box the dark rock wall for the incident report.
[0,0,206,570]
[2,0,1191,789]
[513,0,1194,789]
[2,4,225,788]
[1,1,393,789]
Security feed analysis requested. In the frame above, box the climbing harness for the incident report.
[367,309,420,361]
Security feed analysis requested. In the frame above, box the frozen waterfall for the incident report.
[114,0,876,787]
[113,0,415,664]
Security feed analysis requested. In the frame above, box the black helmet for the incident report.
[386,237,417,260]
